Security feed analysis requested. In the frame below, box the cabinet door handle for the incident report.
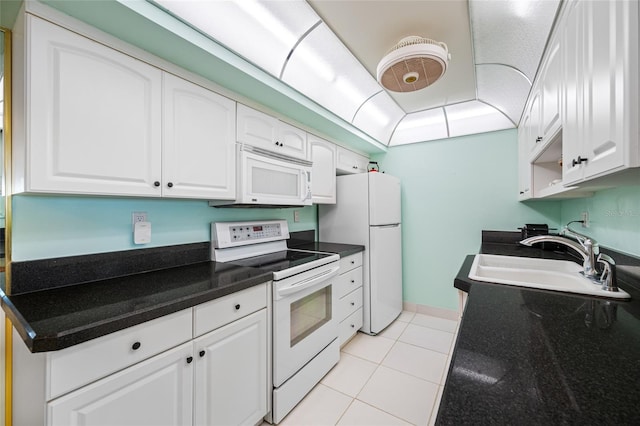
[186,356,193,364]
[131,341,141,351]
[167,182,173,188]
[351,279,355,283]
[153,181,160,187]
[535,136,543,143]
[350,302,355,306]
[351,260,355,265]
[199,350,206,358]
[350,324,355,328]
[571,156,588,167]
[235,304,241,310]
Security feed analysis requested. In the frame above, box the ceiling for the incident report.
[152,0,561,148]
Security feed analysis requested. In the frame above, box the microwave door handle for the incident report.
[278,266,340,297]
[301,170,310,201]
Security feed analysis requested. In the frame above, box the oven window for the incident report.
[290,286,332,347]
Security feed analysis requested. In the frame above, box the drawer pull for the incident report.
[131,342,141,351]
[351,324,355,328]
[235,304,241,310]
[186,356,193,364]
[199,350,206,358]
[351,279,355,283]
[351,260,355,264]
[350,302,355,306]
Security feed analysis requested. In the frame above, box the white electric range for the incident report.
[211,220,340,424]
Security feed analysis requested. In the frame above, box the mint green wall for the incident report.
[372,129,562,311]
[560,185,640,257]
[12,195,317,261]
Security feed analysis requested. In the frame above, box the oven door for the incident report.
[239,146,312,206]
[273,263,339,387]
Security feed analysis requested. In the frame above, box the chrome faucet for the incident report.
[519,225,619,292]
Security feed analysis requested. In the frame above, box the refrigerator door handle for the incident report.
[372,224,400,228]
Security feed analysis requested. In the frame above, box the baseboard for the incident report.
[402,301,459,321]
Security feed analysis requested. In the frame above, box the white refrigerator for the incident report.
[319,172,402,335]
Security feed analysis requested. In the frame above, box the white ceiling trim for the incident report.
[150,0,560,148]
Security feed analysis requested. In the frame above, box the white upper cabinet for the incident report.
[540,40,562,140]
[336,146,369,174]
[17,15,162,196]
[308,135,336,204]
[237,104,308,159]
[163,73,236,199]
[562,0,639,185]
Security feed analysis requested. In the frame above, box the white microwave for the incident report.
[210,145,312,207]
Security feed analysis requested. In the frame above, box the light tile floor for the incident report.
[277,311,460,426]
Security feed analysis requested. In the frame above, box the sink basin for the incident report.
[469,254,631,299]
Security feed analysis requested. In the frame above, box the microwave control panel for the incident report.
[212,220,290,249]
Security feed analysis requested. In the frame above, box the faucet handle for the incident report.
[597,254,618,292]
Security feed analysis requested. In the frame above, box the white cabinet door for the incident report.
[541,40,561,140]
[47,343,193,426]
[526,89,543,159]
[581,0,629,180]
[26,16,162,196]
[194,309,268,426]
[518,124,532,199]
[336,146,369,174]
[278,121,308,159]
[563,0,638,185]
[562,0,586,185]
[237,104,307,159]
[309,135,336,204]
[163,73,236,199]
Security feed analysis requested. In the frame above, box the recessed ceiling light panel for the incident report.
[377,36,451,93]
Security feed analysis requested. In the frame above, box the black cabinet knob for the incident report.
[351,260,355,264]
[351,324,355,328]
[235,304,241,310]
[351,279,355,283]
[186,356,193,364]
[153,181,160,187]
[132,341,141,351]
[167,182,173,188]
[535,136,543,143]
[199,350,206,357]
[350,302,355,306]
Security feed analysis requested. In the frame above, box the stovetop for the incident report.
[224,249,338,280]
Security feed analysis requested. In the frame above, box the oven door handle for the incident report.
[278,265,340,297]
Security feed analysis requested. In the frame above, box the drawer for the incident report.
[340,253,363,273]
[335,266,363,299]
[339,308,363,346]
[47,308,192,400]
[338,287,363,321]
[194,283,268,337]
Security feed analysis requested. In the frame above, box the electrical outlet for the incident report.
[581,211,589,228]
[132,211,148,230]
[293,210,300,223]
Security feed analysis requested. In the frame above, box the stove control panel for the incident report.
[212,220,290,249]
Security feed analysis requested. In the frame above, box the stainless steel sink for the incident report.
[469,254,631,299]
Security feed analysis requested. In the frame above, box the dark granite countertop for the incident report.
[1,243,272,353]
[437,232,640,425]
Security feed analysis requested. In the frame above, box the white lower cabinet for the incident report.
[13,284,270,426]
[47,343,194,426]
[194,310,268,426]
[336,253,364,346]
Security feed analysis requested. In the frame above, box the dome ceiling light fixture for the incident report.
[376,36,451,93]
